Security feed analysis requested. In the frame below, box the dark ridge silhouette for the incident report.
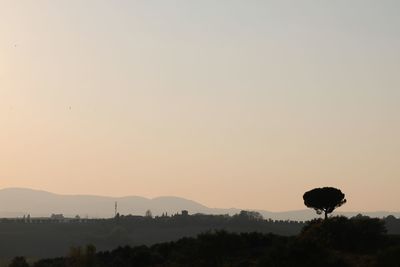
[0,211,304,259]
[8,216,400,267]
[0,211,399,261]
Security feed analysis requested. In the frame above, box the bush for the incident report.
[9,257,29,267]
[376,245,400,267]
[299,216,387,252]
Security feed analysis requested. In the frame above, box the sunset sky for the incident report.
[1,1,399,212]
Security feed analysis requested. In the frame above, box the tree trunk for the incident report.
[324,211,328,220]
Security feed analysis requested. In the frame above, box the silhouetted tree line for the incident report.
[7,216,400,267]
[0,211,305,259]
[0,211,400,261]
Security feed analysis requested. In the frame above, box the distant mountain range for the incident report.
[0,188,398,221]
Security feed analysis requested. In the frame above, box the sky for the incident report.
[1,1,399,212]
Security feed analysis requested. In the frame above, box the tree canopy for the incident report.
[303,187,346,219]
[9,257,29,267]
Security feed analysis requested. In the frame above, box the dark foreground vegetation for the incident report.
[0,211,304,259]
[1,212,400,259]
[6,216,400,267]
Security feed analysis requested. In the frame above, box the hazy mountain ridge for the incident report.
[0,188,398,221]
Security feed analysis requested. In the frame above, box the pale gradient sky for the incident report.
[1,1,399,212]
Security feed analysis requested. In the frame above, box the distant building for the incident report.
[181,210,189,216]
[50,214,65,221]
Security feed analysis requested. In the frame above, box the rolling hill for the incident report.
[0,188,398,220]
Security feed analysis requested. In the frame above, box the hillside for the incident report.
[0,188,399,221]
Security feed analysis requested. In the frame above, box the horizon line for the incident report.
[1,187,399,214]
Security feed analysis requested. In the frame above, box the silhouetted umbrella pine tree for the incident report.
[303,187,346,220]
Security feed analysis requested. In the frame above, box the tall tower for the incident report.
[114,201,118,217]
